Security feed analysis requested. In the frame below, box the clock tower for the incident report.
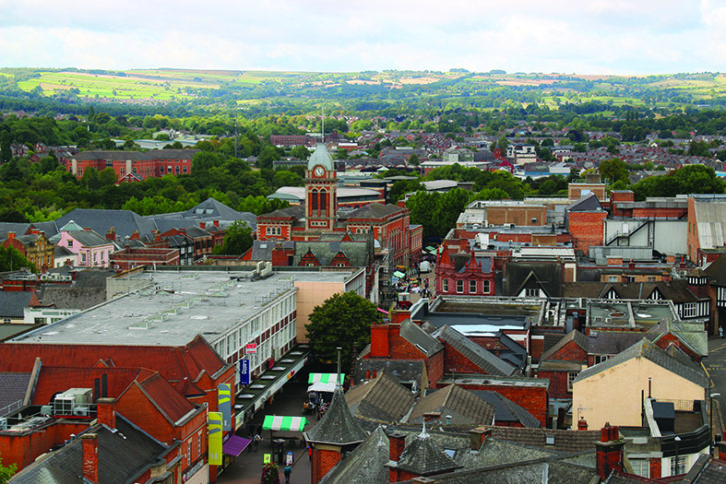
[305,143,338,232]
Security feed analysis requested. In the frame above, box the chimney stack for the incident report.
[717,440,726,461]
[82,433,99,484]
[7,231,15,239]
[388,432,406,483]
[106,227,116,241]
[469,427,491,450]
[96,398,116,428]
[596,424,624,480]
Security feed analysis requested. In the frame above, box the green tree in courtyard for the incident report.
[212,220,253,256]
[305,292,381,371]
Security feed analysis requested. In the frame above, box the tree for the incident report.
[257,145,279,170]
[407,153,420,166]
[290,145,310,160]
[0,131,11,164]
[0,455,16,483]
[212,220,253,255]
[0,246,35,272]
[598,158,629,185]
[260,462,280,484]
[305,292,381,370]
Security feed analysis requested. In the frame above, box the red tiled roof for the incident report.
[134,372,195,424]
[0,337,226,384]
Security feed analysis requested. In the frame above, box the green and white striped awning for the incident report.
[308,373,344,385]
[262,415,308,432]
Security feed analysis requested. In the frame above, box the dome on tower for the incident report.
[307,143,334,171]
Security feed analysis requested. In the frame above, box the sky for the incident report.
[1,0,725,75]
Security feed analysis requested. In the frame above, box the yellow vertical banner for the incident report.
[208,411,223,466]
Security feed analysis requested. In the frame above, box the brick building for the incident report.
[2,230,54,272]
[65,149,196,182]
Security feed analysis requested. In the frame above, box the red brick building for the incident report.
[65,149,196,182]
[110,246,180,271]
[567,194,607,254]
[435,247,496,297]
[2,230,54,272]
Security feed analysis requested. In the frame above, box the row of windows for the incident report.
[266,226,282,236]
[442,279,491,294]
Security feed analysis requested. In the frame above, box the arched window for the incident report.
[311,189,318,211]
[320,190,327,214]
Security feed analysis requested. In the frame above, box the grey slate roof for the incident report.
[470,391,541,428]
[395,426,460,476]
[0,372,31,416]
[0,292,33,318]
[39,286,106,311]
[541,330,589,362]
[319,426,389,484]
[10,415,168,484]
[406,384,496,427]
[355,358,426,390]
[55,210,155,240]
[292,240,371,267]
[702,255,726,285]
[400,319,444,357]
[305,386,368,445]
[259,204,305,220]
[645,319,708,357]
[573,338,708,387]
[682,453,726,484]
[346,369,416,423]
[588,331,649,356]
[456,437,558,470]
[344,203,404,220]
[562,280,703,303]
[503,262,563,297]
[72,149,196,161]
[435,325,515,376]
[248,240,295,261]
[65,229,111,248]
[568,192,604,212]
[483,425,603,454]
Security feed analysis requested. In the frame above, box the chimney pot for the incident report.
[84,227,91,231]
[577,417,589,431]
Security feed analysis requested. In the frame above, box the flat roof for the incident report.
[11,270,356,347]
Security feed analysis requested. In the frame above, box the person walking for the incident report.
[307,445,312,461]
[284,465,292,484]
[253,432,261,452]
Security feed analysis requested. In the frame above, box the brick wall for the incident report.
[537,370,572,400]
[459,383,548,428]
[568,211,606,254]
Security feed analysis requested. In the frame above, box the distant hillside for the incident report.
[1,68,725,117]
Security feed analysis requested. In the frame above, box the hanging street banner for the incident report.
[240,358,250,386]
[208,412,223,466]
[218,383,232,431]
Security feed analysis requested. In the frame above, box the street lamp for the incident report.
[711,392,721,454]
[674,435,681,476]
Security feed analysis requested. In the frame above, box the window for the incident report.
[525,288,539,297]
[442,279,448,292]
[468,280,476,293]
[81,253,86,263]
[456,280,464,293]
[482,280,490,294]
[266,226,281,236]
[67,240,73,248]
[682,302,696,318]
[594,355,611,364]
[567,372,578,391]
[608,276,619,282]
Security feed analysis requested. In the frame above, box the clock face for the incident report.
[314,166,324,177]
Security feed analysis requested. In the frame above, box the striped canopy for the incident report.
[262,415,308,432]
[308,373,344,385]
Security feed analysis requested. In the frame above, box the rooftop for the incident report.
[11,269,356,347]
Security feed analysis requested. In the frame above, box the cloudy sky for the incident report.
[1,0,724,75]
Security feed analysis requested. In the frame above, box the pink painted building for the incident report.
[56,226,115,268]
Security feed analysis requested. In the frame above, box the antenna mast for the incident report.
[321,106,325,144]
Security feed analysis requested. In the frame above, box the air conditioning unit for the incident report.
[40,405,52,416]
[0,418,7,431]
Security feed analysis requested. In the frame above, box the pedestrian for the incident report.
[284,465,292,483]
[253,432,261,452]
[720,326,724,338]
[307,445,312,461]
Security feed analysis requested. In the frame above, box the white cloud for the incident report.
[0,0,722,73]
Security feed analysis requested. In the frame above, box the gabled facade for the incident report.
[435,247,495,297]
[56,228,115,268]
[2,231,54,272]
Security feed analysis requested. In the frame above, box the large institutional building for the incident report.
[256,144,422,266]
